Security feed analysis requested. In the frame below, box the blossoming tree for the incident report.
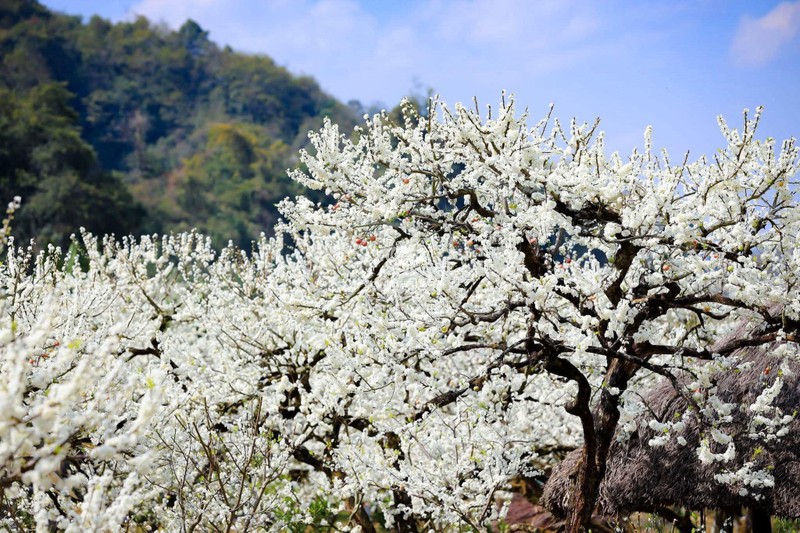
[280,96,800,530]
[0,96,798,532]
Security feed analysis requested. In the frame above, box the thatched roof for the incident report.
[542,336,800,518]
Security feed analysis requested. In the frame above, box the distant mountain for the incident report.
[0,0,358,249]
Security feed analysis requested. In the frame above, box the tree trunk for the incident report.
[345,496,376,533]
[544,355,597,532]
[382,431,419,533]
[750,508,771,533]
[560,358,638,532]
[563,446,600,532]
[705,509,728,533]
[391,487,419,533]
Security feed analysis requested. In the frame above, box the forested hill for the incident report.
[0,0,358,249]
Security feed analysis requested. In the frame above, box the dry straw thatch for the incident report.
[542,324,800,520]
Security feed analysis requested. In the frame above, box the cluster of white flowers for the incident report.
[0,196,21,249]
[748,371,794,440]
[1,95,798,530]
[714,462,775,498]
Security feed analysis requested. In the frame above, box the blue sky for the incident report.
[43,0,800,158]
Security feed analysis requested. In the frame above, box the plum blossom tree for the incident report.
[281,96,800,530]
[0,95,798,532]
[0,226,575,531]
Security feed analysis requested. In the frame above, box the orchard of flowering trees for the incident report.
[1,96,799,532]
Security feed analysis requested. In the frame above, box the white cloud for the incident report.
[125,0,617,105]
[731,1,800,67]
[426,0,596,47]
[128,0,214,27]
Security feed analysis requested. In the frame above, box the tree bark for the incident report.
[543,355,597,532]
[382,431,419,533]
[750,508,771,533]
[344,496,377,533]
[558,357,638,532]
[564,447,599,532]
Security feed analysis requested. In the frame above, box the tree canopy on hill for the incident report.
[0,0,357,248]
[0,83,142,245]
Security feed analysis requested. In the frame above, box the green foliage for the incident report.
[144,122,300,248]
[775,517,800,533]
[0,82,142,247]
[0,0,358,248]
[274,494,337,533]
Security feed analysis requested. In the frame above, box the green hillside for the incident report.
[0,0,357,248]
